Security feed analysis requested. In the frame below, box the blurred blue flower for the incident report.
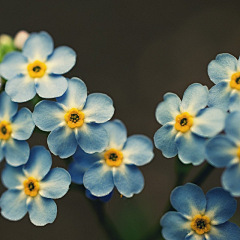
[206,111,240,197]
[154,83,226,165]
[161,183,240,240]
[33,77,114,158]
[0,31,76,102]
[0,91,35,166]
[0,146,71,226]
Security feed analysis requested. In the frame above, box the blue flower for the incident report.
[161,183,240,240]
[0,146,71,226]
[154,83,226,165]
[80,119,154,198]
[0,91,35,166]
[206,111,240,197]
[208,53,240,112]
[33,77,114,158]
[0,31,76,102]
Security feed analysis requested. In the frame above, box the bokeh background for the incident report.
[1,0,240,239]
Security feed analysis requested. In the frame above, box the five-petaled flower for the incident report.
[161,183,240,240]
[0,146,71,226]
[0,31,76,102]
[154,83,226,165]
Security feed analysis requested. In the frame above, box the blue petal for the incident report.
[191,108,226,138]
[85,189,113,202]
[68,161,85,184]
[154,123,178,158]
[5,75,36,103]
[207,222,240,240]
[205,135,237,168]
[0,51,28,79]
[185,233,205,240]
[122,135,154,166]
[0,91,18,120]
[222,163,240,197]
[39,168,71,199]
[4,138,30,166]
[35,74,68,99]
[0,141,4,162]
[11,108,35,140]
[229,90,240,112]
[76,123,109,154]
[56,77,87,109]
[208,53,237,84]
[208,81,232,111]
[205,187,237,224]
[28,195,57,226]
[155,93,181,125]
[102,120,127,150]
[23,31,53,61]
[160,212,191,240]
[46,46,76,74]
[83,161,114,197]
[113,164,144,198]
[176,131,206,165]
[225,111,240,142]
[33,100,65,131]
[83,93,114,123]
[0,190,27,221]
[170,183,206,218]
[47,125,77,158]
[180,83,209,115]
[23,146,52,180]
[1,164,26,189]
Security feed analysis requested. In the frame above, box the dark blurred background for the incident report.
[1,0,240,239]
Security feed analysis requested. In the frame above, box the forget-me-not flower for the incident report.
[33,77,114,158]
[0,91,35,166]
[0,31,76,102]
[0,146,71,226]
[154,83,226,165]
[161,183,240,240]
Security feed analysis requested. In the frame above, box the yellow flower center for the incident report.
[230,72,240,90]
[23,177,40,197]
[191,214,211,235]
[64,108,85,128]
[0,120,12,140]
[27,60,47,78]
[174,112,193,133]
[104,148,123,167]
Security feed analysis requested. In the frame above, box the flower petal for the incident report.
[0,51,28,79]
[0,91,18,120]
[83,93,114,123]
[35,74,68,99]
[68,161,86,184]
[0,190,27,221]
[27,194,57,226]
[170,183,206,218]
[229,90,240,112]
[222,163,240,197]
[23,146,52,181]
[122,135,154,166]
[160,212,191,240]
[205,188,237,225]
[208,53,237,84]
[33,100,65,131]
[39,168,71,199]
[47,125,77,158]
[154,123,178,158]
[113,164,144,198]
[46,46,76,74]
[83,161,114,197]
[155,93,181,125]
[85,189,113,202]
[23,31,53,61]
[225,111,240,143]
[180,83,209,115]
[185,233,205,240]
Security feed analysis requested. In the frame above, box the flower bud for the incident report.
[14,30,29,50]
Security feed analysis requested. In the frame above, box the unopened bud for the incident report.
[14,30,29,50]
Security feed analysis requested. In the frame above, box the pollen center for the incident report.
[174,112,193,133]
[0,120,12,140]
[64,108,85,128]
[23,177,40,197]
[27,60,47,78]
[104,148,123,167]
[230,72,240,90]
[191,215,211,235]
